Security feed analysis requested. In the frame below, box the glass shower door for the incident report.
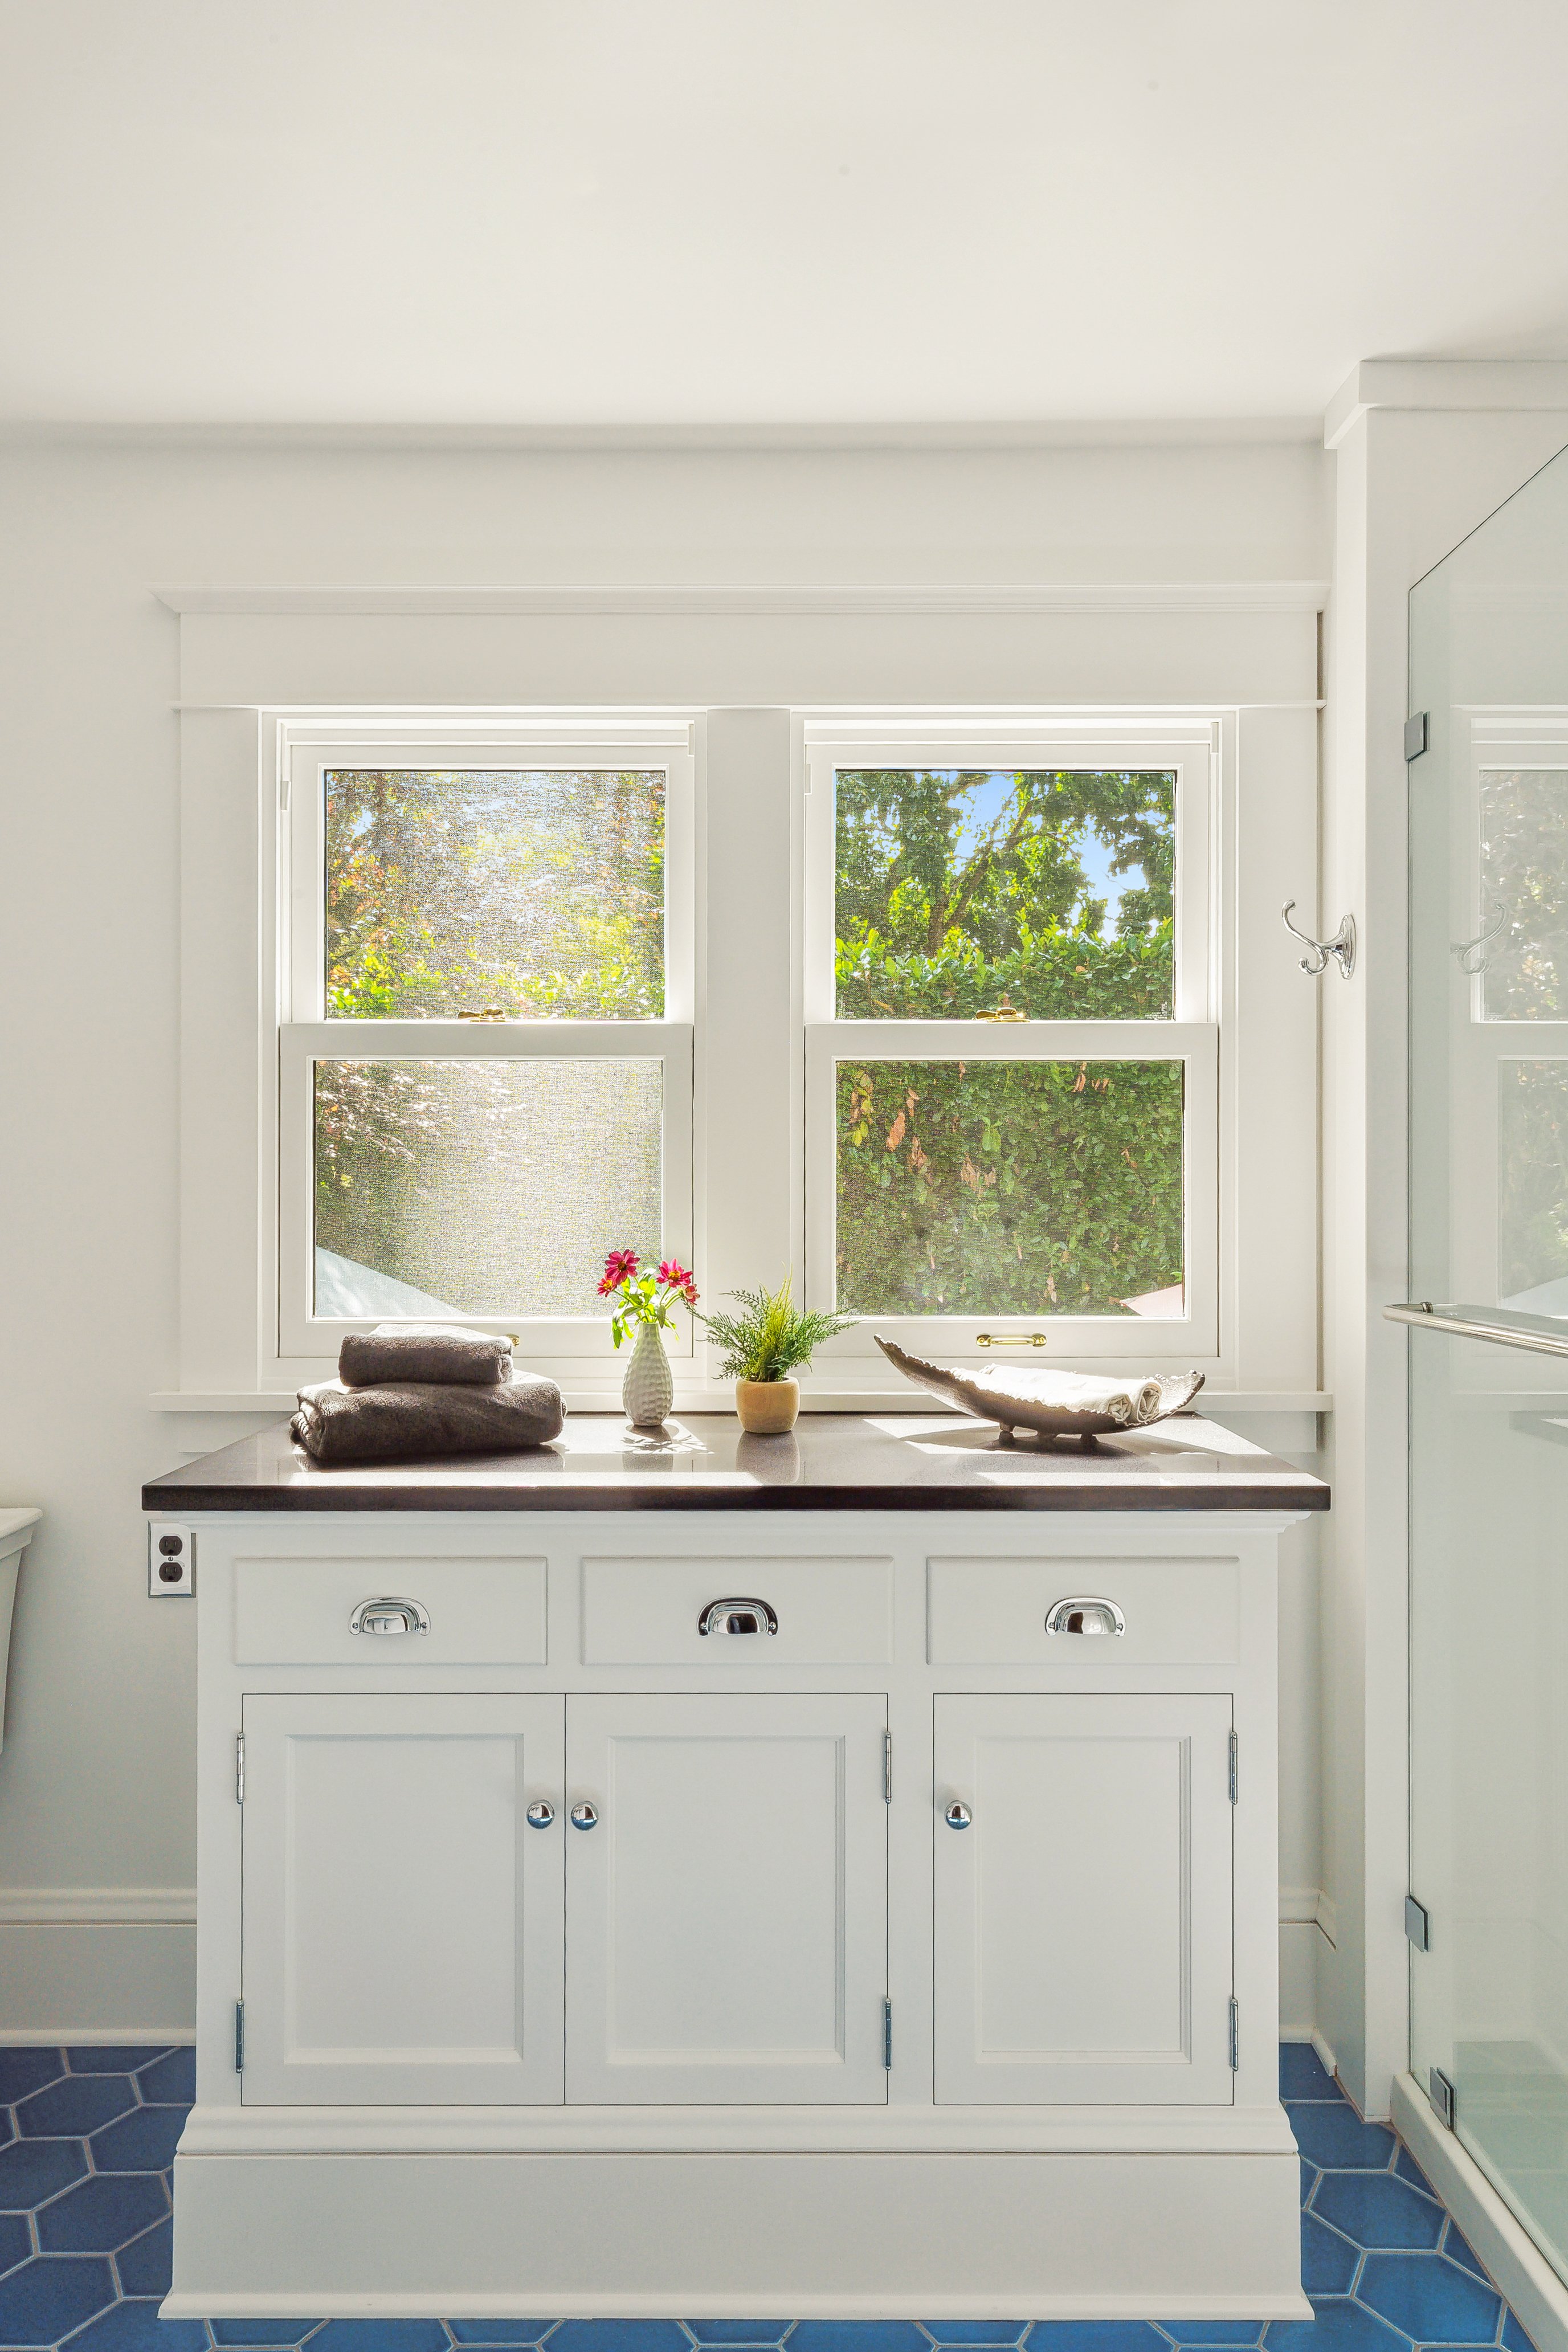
[1407,440,1568,2278]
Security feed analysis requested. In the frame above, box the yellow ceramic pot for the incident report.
[735,1378,800,1434]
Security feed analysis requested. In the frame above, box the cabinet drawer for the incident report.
[234,1556,547,1667]
[582,1555,893,1665]
[926,1556,1239,1666]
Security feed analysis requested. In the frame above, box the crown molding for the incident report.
[2,416,1322,454]
[1325,358,1568,449]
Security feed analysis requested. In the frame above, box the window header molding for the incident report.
[154,580,1330,619]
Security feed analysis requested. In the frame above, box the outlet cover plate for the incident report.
[148,1523,194,1596]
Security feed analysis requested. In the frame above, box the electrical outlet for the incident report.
[148,1523,194,1596]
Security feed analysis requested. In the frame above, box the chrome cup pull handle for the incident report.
[1046,1596,1126,1638]
[570,1802,599,1831]
[349,1596,431,1636]
[945,1800,973,1830]
[697,1597,779,1638]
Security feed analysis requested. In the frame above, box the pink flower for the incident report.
[659,1259,698,1304]
[598,1247,639,1296]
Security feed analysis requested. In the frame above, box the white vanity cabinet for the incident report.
[566,1690,889,2105]
[148,1412,1326,2324]
[238,1691,565,2107]
[932,1691,1235,2107]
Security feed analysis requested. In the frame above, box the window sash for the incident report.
[802,727,1215,1027]
[284,728,696,1026]
[804,1020,1219,1359]
[276,1020,695,1361]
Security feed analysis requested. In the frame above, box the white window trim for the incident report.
[264,713,700,1387]
[797,721,1223,1369]
[160,598,1320,1412]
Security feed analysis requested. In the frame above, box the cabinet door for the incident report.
[934,1693,1234,2105]
[240,1693,564,2105]
[566,1692,888,2104]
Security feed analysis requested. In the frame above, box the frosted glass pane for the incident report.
[835,767,1175,1020]
[835,1059,1184,1316]
[325,769,664,1019]
[1498,1060,1568,1304]
[313,1059,662,1317]
[1480,769,1568,1019]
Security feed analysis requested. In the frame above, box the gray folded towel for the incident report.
[292,1374,564,1464]
[338,1322,514,1389]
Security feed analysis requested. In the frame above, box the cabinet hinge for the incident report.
[1228,1997,1239,2071]
[1228,1729,1238,1805]
[234,1999,245,2073]
[883,1731,892,1803]
[1405,1894,1431,1952]
[1405,712,1429,762]
[235,1733,244,1804]
[882,1998,892,2070]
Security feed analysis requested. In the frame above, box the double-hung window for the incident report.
[802,723,1220,1363]
[275,721,695,1370]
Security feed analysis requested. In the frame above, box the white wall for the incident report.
[0,431,1331,2032]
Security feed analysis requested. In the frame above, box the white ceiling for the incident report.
[3,0,1568,430]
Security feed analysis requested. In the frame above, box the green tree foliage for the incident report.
[833,769,1185,1318]
[314,769,664,1297]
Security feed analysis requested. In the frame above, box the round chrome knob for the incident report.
[570,1802,599,1832]
[945,1801,973,1830]
[525,1801,555,1830]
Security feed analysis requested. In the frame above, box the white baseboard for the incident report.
[1393,2069,1568,2352]
[0,1888,196,1924]
[0,2027,194,2045]
[0,1921,194,2039]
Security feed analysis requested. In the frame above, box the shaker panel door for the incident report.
[566,1692,888,2104]
[240,1692,564,2105]
[933,1692,1234,2105]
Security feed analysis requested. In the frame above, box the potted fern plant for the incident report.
[699,1279,857,1432]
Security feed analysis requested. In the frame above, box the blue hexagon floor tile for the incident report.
[0,2041,1551,2351]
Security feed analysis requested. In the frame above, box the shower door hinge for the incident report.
[1228,1729,1238,1804]
[1405,712,1429,761]
[1430,2065,1455,2129]
[1405,1894,1431,1952]
[234,2000,245,2073]
[235,1733,244,1804]
[1228,1998,1239,2071]
[883,1732,892,1803]
[883,1998,893,2070]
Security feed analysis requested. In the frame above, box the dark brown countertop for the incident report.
[142,1411,1329,1515]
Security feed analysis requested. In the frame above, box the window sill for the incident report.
[149,1387,1333,1415]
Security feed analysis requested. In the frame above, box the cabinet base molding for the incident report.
[176,2102,1302,2158]
[165,2149,1309,2318]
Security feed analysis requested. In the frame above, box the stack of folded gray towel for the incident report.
[291,1323,566,1465]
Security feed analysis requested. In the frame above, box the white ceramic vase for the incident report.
[622,1320,674,1428]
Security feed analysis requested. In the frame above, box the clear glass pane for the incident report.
[834,768,1175,1020]
[1410,436,1568,2287]
[324,769,665,1019]
[834,1058,1185,1316]
[1498,1060,1568,1308]
[1480,769,1568,1019]
[312,1059,662,1317]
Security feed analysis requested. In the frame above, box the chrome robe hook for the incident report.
[1283,901,1356,979]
